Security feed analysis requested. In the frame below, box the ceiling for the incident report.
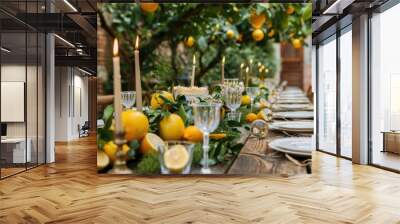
[0,0,97,74]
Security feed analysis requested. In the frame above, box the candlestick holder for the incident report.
[109,131,133,174]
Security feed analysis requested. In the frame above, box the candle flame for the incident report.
[113,39,119,56]
[240,63,245,69]
[246,67,249,73]
[222,56,225,64]
[193,55,196,64]
[135,36,140,49]
[249,59,253,64]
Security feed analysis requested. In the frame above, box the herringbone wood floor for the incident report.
[1,136,400,224]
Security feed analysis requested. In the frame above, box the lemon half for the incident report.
[163,145,189,174]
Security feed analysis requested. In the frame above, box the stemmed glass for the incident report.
[121,91,136,109]
[246,87,259,111]
[192,102,222,174]
[223,84,244,122]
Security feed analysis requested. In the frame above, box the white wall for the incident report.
[55,67,89,141]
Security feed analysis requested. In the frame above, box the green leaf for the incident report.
[102,105,114,129]
[197,36,208,51]
[302,4,312,21]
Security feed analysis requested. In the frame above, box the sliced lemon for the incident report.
[163,145,189,174]
[140,133,164,154]
[97,150,110,170]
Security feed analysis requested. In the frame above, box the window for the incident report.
[370,3,400,171]
[317,36,337,154]
[339,28,352,158]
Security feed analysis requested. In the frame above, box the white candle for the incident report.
[113,39,123,133]
[221,56,225,84]
[134,36,143,111]
[245,66,249,87]
[240,63,245,81]
[191,55,196,87]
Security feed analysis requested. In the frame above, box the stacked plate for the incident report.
[273,111,314,120]
[268,137,312,156]
[269,121,314,133]
[272,103,314,112]
[276,98,310,104]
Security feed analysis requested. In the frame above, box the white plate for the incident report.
[269,121,314,133]
[269,137,312,156]
[276,99,310,104]
[272,104,314,111]
[273,111,314,119]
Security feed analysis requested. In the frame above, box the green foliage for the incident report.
[136,152,161,175]
[99,3,311,96]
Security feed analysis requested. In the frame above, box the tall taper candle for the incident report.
[240,63,245,81]
[134,36,143,111]
[245,66,249,87]
[113,39,123,133]
[221,56,225,84]
[191,55,196,86]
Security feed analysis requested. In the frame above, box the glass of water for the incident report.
[121,91,136,110]
[192,101,222,174]
[246,87,259,111]
[223,85,243,121]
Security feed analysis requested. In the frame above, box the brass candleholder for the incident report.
[109,131,133,174]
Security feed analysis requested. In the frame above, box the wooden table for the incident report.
[227,130,311,176]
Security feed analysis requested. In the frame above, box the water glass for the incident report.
[121,91,136,109]
[158,141,194,174]
[223,86,243,112]
[246,87,259,111]
[227,111,242,122]
[192,102,222,174]
[223,78,239,87]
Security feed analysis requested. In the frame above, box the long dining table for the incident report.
[227,86,313,176]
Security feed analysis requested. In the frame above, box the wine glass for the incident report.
[121,91,136,110]
[223,85,243,122]
[246,87,259,111]
[223,78,239,87]
[192,102,222,174]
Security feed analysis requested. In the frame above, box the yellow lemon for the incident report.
[241,95,251,105]
[122,110,149,141]
[150,91,174,109]
[291,38,302,49]
[287,6,295,15]
[159,114,185,140]
[226,29,235,39]
[97,150,110,170]
[252,29,264,42]
[268,29,275,38]
[140,3,159,13]
[140,133,164,154]
[183,126,203,143]
[236,33,243,43]
[246,113,258,123]
[249,12,266,29]
[210,133,227,140]
[103,141,130,162]
[163,144,189,173]
[103,141,118,161]
[185,36,195,48]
